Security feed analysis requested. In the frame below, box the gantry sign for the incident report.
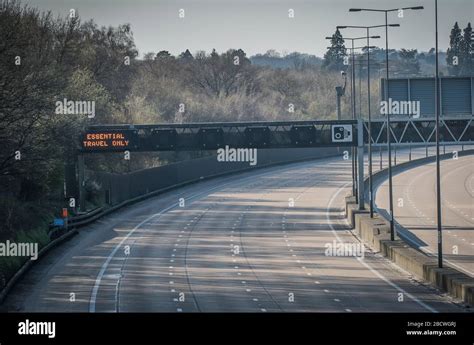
[362,116,474,146]
[80,120,358,152]
[80,117,474,153]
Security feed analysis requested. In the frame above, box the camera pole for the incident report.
[357,119,365,210]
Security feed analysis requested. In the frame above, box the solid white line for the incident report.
[89,203,176,312]
[326,182,438,313]
[374,168,474,277]
[88,155,372,312]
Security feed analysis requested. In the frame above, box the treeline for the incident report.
[250,50,323,69]
[0,1,138,238]
[131,48,350,124]
[324,22,473,77]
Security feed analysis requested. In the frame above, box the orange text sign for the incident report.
[81,130,137,151]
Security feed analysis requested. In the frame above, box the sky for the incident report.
[24,0,473,58]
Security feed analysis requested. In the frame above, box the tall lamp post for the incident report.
[338,25,389,218]
[348,6,424,239]
[434,0,443,268]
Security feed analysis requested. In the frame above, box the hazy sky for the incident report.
[24,0,473,58]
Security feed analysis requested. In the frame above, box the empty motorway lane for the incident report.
[3,155,465,312]
[375,153,474,277]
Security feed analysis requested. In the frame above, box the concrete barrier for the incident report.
[346,150,474,307]
[346,203,369,229]
[351,212,474,305]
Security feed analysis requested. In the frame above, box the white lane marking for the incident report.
[88,155,378,312]
[89,202,178,312]
[90,170,262,312]
[327,182,438,313]
[395,158,474,275]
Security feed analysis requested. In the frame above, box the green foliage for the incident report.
[447,22,473,76]
[447,22,463,74]
[460,23,473,75]
[323,29,347,71]
[0,226,50,291]
[0,0,137,238]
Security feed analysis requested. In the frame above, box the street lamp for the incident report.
[338,25,390,219]
[349,6,424,236]
[434,0,443,268]
[348,6,423,240]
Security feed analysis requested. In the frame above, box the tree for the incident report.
[0,0,137,236]
[446,22,463,75]
[264,49,280,58]
[323,29,346,71]
[156,50,173,60]
[397,49,420,76]
[187,49,257,97]
[460,23,473,75]
[179,49,194,61]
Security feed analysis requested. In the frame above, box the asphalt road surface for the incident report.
[3,152,468,313]
[375,153,474,277]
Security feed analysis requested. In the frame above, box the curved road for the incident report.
[375,154,474,277]
[3,155,465,312]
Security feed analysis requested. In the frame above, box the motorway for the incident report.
[375,153,474,277]
[3,152,469,313]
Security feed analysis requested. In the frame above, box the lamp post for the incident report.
[338,26,386,218]
[434,0,443,268]
[348,6,423,239]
